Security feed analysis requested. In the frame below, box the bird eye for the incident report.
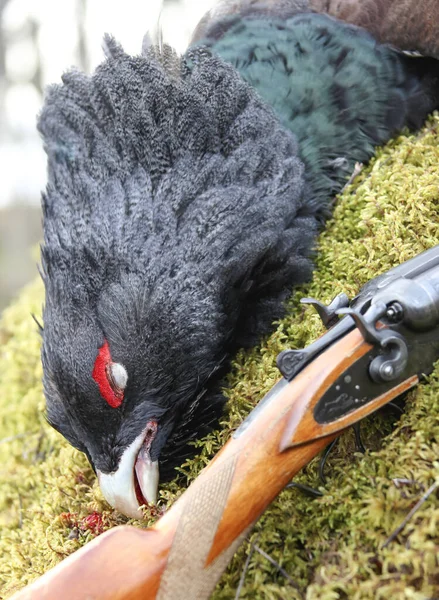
[106,362,128,394]
[92,340,127,408]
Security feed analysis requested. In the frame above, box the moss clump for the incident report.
[0,115,438,599]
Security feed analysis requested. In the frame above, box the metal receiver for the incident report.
[277,244,439,433]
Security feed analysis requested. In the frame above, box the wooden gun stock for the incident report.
[11,329,418,600]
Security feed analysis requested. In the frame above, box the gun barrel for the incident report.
[358,244,439,302]
[371,264,439,331]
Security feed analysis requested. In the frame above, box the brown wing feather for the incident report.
[310,0,439,59]
[192,0,439,60]
[191,0,311,44]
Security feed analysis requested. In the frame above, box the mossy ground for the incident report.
[0,115,438,599]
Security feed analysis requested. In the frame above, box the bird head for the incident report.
[38,37,307,518]
[41,268,227,518]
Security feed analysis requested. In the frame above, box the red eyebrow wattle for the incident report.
[92,340,124,408]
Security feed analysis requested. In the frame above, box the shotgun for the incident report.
[12,245,439,600]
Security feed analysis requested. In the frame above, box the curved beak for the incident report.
[97,422,159,519]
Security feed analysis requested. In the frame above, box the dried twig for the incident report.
[254,544,302,595]
[392,478,424,490]
[382,480,439,548]
[57,487,76,500]
[234,538,257,600]
[17,489,24,529]
[342,161,363,191]
[0,432,30,445]
[286,481,323,498]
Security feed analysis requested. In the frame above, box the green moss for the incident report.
[1,115,438,599]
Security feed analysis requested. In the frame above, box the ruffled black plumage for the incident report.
[39,40,316,477]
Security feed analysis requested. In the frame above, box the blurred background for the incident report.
[0,0,216,312]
